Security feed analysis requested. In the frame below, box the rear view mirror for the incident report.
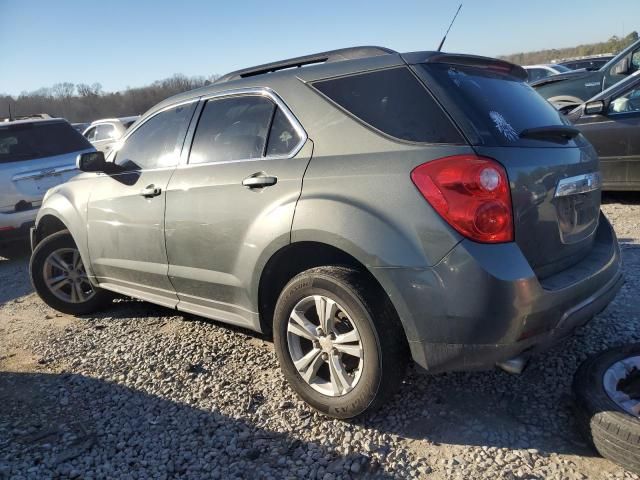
[76,151,106,172]
[584,100,605,115]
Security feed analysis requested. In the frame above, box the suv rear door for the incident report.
[164,90,311,328]
[86,102,197,306]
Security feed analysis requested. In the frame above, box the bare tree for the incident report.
[1,75,216,122]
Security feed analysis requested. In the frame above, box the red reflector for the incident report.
[411,155,513,243]
[0,226,16,232]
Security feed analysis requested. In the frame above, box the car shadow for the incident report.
[602,191,640,205]
[0,370,395,479]
[0,240,33,305]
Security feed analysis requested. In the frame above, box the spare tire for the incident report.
[573,343,640,475]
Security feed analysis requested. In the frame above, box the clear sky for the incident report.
[1,0,638,96]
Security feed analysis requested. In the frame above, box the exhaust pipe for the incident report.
[497,355,528,375]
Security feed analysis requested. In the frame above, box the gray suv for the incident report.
[29,47,623,418]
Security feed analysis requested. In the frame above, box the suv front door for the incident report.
[604,45,640,89]
[165,91,311,328]
[86,101,197,306]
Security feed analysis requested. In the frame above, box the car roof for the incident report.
[89,116,139,126]
[142,46,526,122]
[0,118,68,128]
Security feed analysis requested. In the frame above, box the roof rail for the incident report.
[215,46,397,84]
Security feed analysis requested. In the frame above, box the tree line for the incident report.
[1,74,218,123]
[500,31,638,66]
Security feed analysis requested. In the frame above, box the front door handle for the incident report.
[140,184,162,198]
[242,174,278,189]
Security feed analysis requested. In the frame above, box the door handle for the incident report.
[140,184,162,198]
[242,174,278,189]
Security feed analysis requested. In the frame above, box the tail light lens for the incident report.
[411,155,513,243]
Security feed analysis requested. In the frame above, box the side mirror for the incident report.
[612,55,630,75]
[76,151,106,172]
[584,100,605,115]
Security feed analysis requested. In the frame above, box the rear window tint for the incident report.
[416,63,576,147]
[0,121,92,164]
[312,67,462,144]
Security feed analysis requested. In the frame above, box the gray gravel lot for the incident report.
[1,194,639,480]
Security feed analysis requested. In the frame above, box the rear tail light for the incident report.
[411,155,513,243]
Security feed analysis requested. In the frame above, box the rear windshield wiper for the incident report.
[519,125,581,142]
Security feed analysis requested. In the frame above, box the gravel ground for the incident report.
[1,194,639,480]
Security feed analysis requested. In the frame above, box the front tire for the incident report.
[30,230,112,315]
[273,266,407,419]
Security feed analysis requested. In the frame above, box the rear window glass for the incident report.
[0,121,92,164]
[312,67,462,144]
[416,63,574,147]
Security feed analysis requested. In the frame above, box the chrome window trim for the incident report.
[555,172,602,197]
[181,86,308,168]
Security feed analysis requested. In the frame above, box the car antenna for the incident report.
[437,3,463,52]
[8,101,13,122]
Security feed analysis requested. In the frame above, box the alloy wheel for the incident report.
[42,248,95,304]
[286,295,364,397]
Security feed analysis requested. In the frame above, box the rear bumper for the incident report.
[372,213,622,373]
[0,209,37,242]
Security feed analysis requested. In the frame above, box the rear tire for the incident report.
[273,266,407,419]
[30,230,112,315]
[573,344,640,475]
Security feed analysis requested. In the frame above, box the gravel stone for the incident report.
[0,195,638,479]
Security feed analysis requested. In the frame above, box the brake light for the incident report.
[411,155,513,243]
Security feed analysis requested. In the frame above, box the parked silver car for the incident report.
[524,64,573,83]
[0,118,94,238]
[82,116,138,153]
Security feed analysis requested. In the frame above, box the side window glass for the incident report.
[527,69,541,82]
[609,86,640,114]
[84,127,97,141]
[189,96,275,164]
[266,108,302,156]
[313,67,462,143]
[96,124,116,141]
[115,103,195,170]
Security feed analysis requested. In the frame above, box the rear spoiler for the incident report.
[401,52,528,81]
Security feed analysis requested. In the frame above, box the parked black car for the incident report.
[533,39,640,111]
[568,71,640,191]
[559,55,615,71]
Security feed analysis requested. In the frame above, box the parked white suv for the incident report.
[0,118,93,239]
[82,116,138,153]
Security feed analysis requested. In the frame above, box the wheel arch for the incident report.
[257,241,411,347]
[34,192,94,278]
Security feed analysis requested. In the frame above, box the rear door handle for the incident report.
[140,185,162,198]
[242,174,277,189]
